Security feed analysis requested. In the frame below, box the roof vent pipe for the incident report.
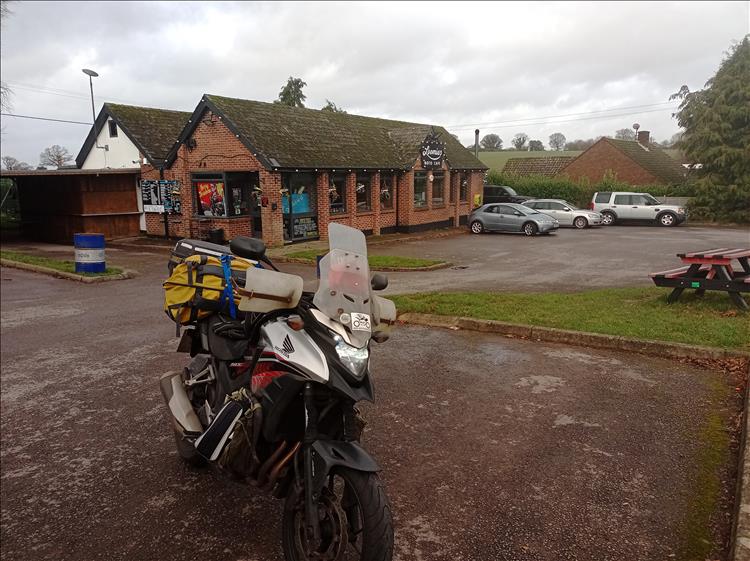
[474,129,480,159]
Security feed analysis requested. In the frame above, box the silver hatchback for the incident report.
[524,199,603,229]
[469,203,559,236]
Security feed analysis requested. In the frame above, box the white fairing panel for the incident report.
[262,319,329,383]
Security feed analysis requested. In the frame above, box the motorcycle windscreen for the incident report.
[313,223,373,348]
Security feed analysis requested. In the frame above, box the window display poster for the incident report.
[159,180,181,214]
[293,216,319,239]
[197,182,225,216]
[282,193,311,214]
[140,180,163,213]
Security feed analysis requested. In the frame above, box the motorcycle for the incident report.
[160,223,396,561]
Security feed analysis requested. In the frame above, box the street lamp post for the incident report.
[81,68,105,152]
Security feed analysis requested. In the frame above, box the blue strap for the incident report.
[220,254,237,319]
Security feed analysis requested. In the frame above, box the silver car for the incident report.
[469,203,559,236]
[524,199,603,229]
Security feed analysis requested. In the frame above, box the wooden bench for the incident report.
[650,248,750,310]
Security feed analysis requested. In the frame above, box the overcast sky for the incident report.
[1,1,748,166]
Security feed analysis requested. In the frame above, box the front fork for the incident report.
[303,382,321,542]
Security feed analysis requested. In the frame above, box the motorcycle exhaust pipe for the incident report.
[159,371,203,435]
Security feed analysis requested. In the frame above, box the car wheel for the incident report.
[523,222,538,236]
[601,211,615,226]
[574,216,588,229]
[659,213,677,227]
[470,220,484,234]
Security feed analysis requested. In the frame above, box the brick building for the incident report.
[560,131,686,185]
[138,94,487,246]
[75,103,191,231]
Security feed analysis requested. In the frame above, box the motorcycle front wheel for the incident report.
[282,468,394,561]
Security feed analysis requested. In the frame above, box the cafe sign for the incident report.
[420,129,445,169]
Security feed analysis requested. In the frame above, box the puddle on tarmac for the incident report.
[515,375,565,394]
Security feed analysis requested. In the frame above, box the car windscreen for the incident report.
[505,186,518,196]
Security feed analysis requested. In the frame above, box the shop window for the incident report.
[432,172,444,205]
[192,172,255,217]
[282,172,317,215]
[459,173,469,202]
[329,172,347,214]
[414,172,427,208]
[226,172,258,216]
[108,120,118,138]
[356,173,371,212]
[380,174,395,210]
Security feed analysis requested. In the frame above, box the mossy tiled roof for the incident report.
[199,94,486,171]
[605,138,686,184]
[106,103,191,164]
[504,156,576,176]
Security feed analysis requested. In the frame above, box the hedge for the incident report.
[485,170,698,208]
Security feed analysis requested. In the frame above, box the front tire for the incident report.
[659,212,677,227]
[470,220,484,234]
[574,216,588,229]
[601,211,615,226]
[283,468,394,561]
[523,222,538,236]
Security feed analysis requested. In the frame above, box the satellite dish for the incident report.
[633,123,640,131]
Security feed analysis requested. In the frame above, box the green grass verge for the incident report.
[1,250,123,277]
[285,250,445,269]
[391,287,750,350]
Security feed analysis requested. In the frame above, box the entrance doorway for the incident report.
[281,172,319,242]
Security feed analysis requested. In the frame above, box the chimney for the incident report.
[637,130,650,145]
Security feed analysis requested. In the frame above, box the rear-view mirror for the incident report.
[514,211,523,216]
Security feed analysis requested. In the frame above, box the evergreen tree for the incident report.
[671,37,750,187]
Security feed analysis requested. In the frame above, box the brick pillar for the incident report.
[397,171,412,229]
[447,170,459,227]
[259,170,284,247]
[346,172,357,226]
[371,171,381,235]
[316,171,330,240]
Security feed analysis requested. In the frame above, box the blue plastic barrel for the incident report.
[74,233,106,273]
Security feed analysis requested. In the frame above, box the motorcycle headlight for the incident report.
[333,334,369,378]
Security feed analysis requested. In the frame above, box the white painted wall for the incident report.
[81,120,141,169]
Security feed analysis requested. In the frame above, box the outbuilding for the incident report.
[142,94,487,246]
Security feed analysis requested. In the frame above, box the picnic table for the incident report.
[650,248,750,310]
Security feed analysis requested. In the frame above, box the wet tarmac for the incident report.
[0,242,742,560]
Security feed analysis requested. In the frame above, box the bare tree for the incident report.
[511,132,529,150]
[2,155,31,170]
[548,132,566,151]
[480,133,503,150]
[0,1,14,112]
[39,145,73,168]
[614,128,636,140]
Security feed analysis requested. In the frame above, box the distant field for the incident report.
[478,150,582,173]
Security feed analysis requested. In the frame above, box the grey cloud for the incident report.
[1,1,747,164]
